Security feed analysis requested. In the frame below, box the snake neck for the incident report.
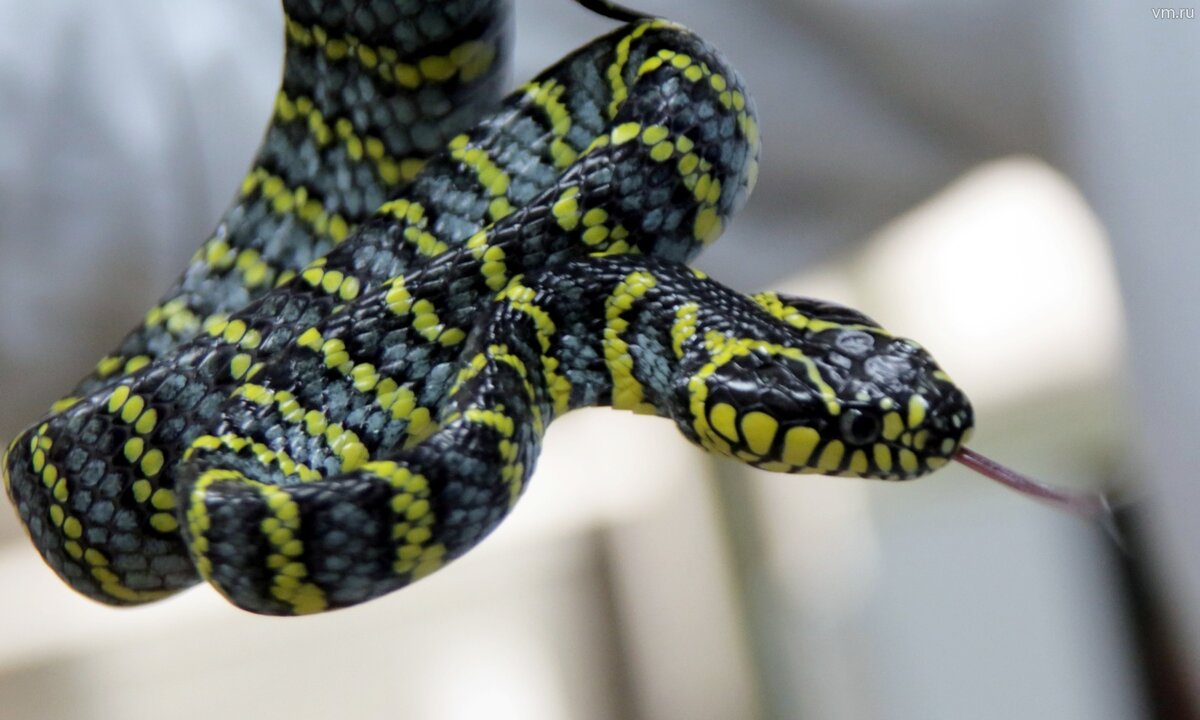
[437,256,743,434]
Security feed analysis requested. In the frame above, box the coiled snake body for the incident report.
[3,0,972,615]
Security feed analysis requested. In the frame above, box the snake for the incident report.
[2,0,985,616]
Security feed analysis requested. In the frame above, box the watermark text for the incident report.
[1152,7,1195,19]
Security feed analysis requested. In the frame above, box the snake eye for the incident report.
[841,409,880,445]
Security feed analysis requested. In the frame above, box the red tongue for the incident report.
[954,446,1111,518]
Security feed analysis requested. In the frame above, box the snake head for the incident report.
[674,292,973,479]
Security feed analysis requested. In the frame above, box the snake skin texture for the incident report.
[71,0,511,400]
[3,0,973,615]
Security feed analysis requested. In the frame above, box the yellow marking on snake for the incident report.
[462,405,525,505]
[496,280,573,417]
[185,469,248,580]
[686,331,841,462]
[362,461,446,578]
[882,412,904,441]
[874,443,894,473]
[253,483,327,614]
[913,430,929,451]
[448,133,514,222]
[782,426,820,467]
[295,257,363,302]
[295,328,436,447]
[670,302,700,359]
[635,43,761,203]
[412,297,466,347]
[817,440,845,473]
[849,449,869,475]
[609,120,724,244]
[709,402,738,442]
[284,15,495,88]
[573,206,632,252]
[27,420,170,602]
[448,345,540,418]
[907,394,929,429]
[522,79,578,169]
[465,229,507,292]
[94,355,123,379]
[224,381,372,474]
[240,167,352,244]
[604,271,659,414]
[446,345,540,446]
[751,292,893,337]
[550,185,583,234]
[141,297,203,343]
[183,239,280,302]
[275,91,424,187]
[376,198,450,257]
[447,345,544,445]
[740,411,779,456]
[186,431,321,483]
[750,292,809,329]
[103,384,178,530]
[606,20,674,118]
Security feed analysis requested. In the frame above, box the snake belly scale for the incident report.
[3,0,973,615]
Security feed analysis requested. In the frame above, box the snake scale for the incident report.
[3,0,976,615]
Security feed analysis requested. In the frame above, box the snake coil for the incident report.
[4,0,975,615]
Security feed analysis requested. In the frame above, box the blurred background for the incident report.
[0,0,1196,718]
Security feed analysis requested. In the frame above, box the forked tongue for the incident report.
[954,446,1124,550]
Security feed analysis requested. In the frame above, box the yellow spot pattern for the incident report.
[461,405,526,506]
[223,381,372,474]
[496,281,573,417]
[102,384,180,534]
[448,134,514,222]
[907,394,929,429]
[782,427,820,467]
[26,420,170,603]
[685,331,843,467]
[376,198,450,257]
[294,328,436,447]
[740,411,779,456]
[447,345,539,442]
[634,43,761,208]
[257,483,327,614]
[606,20,675,118]
[604,271,659,415]
[186,430,320,484]
[521,80,578,169]
[285,15,496,88]
[275,91,424,187]
[361,461,446,579]
[608,119,726,244]
[461,230,506,291]
[670,302,700,359]
[240,167,353,245]
[296,257,363,302]
[185,469,238,580]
